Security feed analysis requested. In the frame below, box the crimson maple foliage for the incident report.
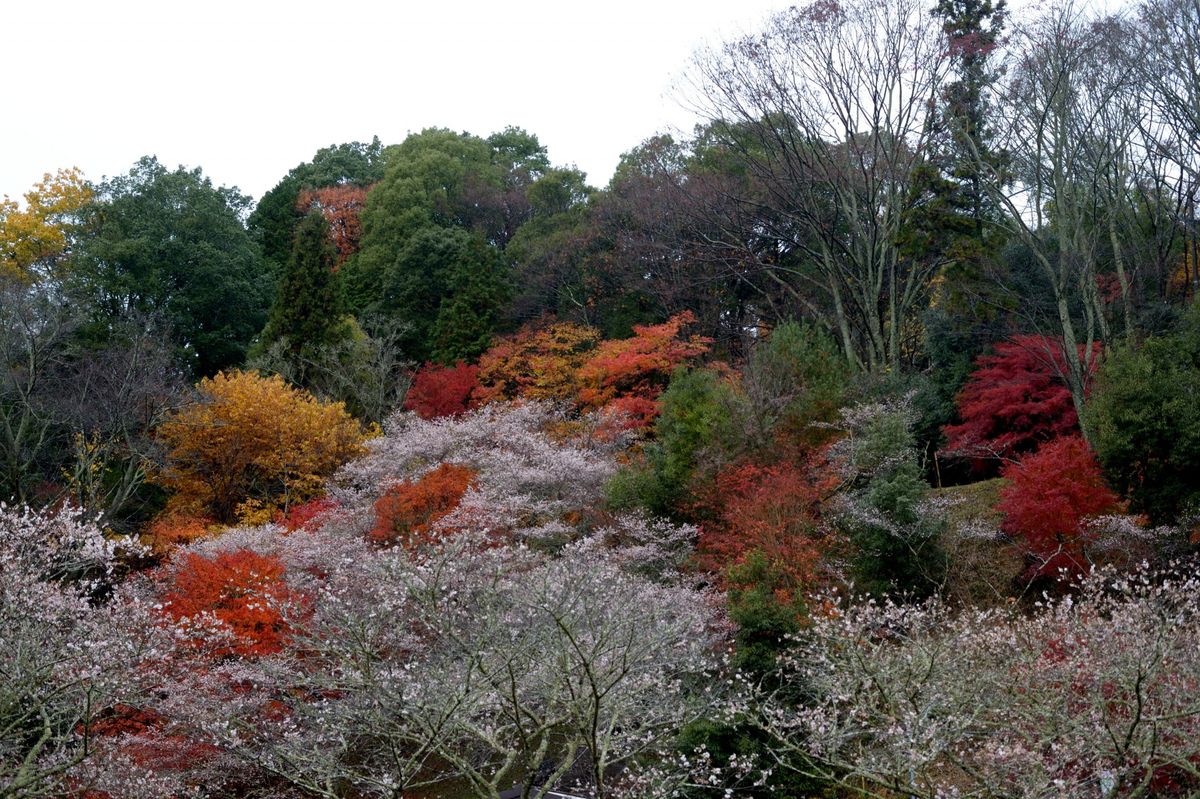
[997,435,1122,580]
[577,311,711,427]
[695,460,829,602]
[296,184,371,268]
[944,335,1102,466]
[161,549,298,657]
[274,496,339,532]
[403,362,481,419]
[369,463,476,548]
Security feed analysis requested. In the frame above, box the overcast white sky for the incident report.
[2,0,786,204]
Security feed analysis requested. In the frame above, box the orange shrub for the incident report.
[144,513,215,556]
[577,312,710,426]
[161,549,298,658]
[369,463,476,548]
[475,321,601,404]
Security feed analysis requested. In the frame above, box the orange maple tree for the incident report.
[160,549,299,658]
[296,184,372,268]
[475,321,601,404]
[369,463,477,548]
[143,513,215,556]
[577,312,711,426]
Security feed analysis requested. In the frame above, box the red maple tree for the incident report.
[403,362,481,419]
[997,435,1122,581]
[695,459,831,602]
[944,335,1101,465]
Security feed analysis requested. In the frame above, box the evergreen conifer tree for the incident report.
[257,210,346,378]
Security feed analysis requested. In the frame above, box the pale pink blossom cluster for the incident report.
[331,402,627,544]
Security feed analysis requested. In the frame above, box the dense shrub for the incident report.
[402,361,481,419]
[369,463,477,548]
[607,368,735,517]
[1086,314,1200,524]
[154,371,368,523]
[160,549,299,658]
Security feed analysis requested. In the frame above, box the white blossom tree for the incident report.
[751,565,1200,797]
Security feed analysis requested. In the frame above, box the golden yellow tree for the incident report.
[474,321,601,404]
[155,371,368,523]
[0,167,93,280]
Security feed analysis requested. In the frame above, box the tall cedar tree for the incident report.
[258,210,346,367]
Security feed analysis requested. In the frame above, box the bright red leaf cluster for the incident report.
[403,361,481,419]
[695,459,829,602]
[944,335,1100,465]
[997,435,1122,581]
[275,496,339,532]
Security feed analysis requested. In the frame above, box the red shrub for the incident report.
[944,335,1101,465]
[275,496,339,532]
[997,436,1122,581]
[161,549,298,658]
[696,460,828,601]
[370,463,476,548]
[403,361,481,419]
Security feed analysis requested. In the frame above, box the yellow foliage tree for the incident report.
[154,371,368,523]
[474,321,601,404]
[0,167,93,281]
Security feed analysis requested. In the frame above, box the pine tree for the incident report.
[258,210,347,376]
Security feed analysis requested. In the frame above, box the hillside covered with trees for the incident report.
[3,0,1200,796]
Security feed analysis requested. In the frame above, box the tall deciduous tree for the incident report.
[688,0,953,370]
[0,167,93,281]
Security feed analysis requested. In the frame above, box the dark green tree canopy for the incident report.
[1086,309,1200,524]
[346,128,553,363]
[72,156,269,376]
[257,210,346,368]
